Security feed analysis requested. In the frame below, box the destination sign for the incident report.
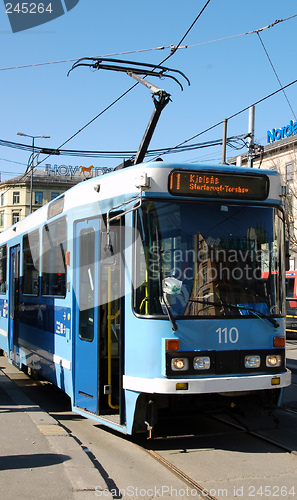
[47,195,64,219]
[168,170,269,200]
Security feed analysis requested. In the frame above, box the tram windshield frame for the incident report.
[133,200,285,319]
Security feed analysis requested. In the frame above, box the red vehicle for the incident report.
[286,271,297,338]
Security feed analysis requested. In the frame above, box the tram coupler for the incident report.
[144,399,155,439]
[144,421,153,439]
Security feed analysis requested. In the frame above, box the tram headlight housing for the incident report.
[171,357,189,371]
[244,355,261,368]
[193,356,211,370]
[266,354,282,368]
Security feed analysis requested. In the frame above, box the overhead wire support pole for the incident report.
[17,132,50,213]
[30,137,34,213]
[247,105,255,169]
[220,118,228,165]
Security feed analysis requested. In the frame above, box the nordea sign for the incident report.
[267,120,297,143]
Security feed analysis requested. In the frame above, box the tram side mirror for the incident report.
[100,230,116,266]
[285,240,290,271]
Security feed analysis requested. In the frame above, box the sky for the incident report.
[0,0,297,180]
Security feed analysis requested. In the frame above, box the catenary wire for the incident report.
[2,8,296,180]
[256,31,297,121]
[0,14,296,72]
[154,76,297,161]
[159,0,212,63]
[1,5,214,171]
[0,1,213,192]
[35,4,294,167]
[31,0,213,169]
[2,76,297,166]
[1,8,293,164]
[0,135,247,158]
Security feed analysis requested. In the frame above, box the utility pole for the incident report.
[17,132,50,213]
[221,118,228,165]
[247,106,255,168]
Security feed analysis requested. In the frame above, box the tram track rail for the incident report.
[209,413,297,454]
[143,447,219,500]
[283,405,297,417]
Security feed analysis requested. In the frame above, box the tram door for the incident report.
[98,221,123,417]
[9,245,20,364]
[74,219,100,414]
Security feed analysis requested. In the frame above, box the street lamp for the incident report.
[17,132,50,214]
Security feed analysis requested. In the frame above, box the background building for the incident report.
[0,169,82,232]
[229,132,297,270]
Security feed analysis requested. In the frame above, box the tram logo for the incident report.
[4,0,80,33]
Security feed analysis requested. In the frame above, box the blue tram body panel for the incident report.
[0,298,8,352]
[0,162,291,435]
[16,299,73,391]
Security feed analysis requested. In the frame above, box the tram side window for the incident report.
[0,245,7,294]
[79,227,95,342]
[23,231,40,295]
[42,217,67,297]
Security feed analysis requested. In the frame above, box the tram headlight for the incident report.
[266,355,282,368]
[244,355,261,368]
[171,358,189,371]
[193,356,211,370]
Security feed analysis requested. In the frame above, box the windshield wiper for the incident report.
[155,229,178,332]
[160,295,178,332]
[188,299,279,329]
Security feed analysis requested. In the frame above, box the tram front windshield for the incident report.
[134,201,285,318]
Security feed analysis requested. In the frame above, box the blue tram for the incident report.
[0,162,291,434]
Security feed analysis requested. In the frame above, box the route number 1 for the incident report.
[216,327,239,344]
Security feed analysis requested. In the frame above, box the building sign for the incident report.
[267,120,297,143]
[44,164,105,178]
[168,170,269,200]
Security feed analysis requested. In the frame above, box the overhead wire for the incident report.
[0,133,248,174]
[0,13,296,72]
[2,74,297,165]
[0,155,27,166]
[29,0,213,170]
[0,0,213,193]
[159,0,212,63]
[2,78,297,166]
[1,7,297,179]
[31,6,297,168]
[153,76,297,161]
[255,30,297,121]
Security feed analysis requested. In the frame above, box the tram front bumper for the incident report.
[123,369,291,395]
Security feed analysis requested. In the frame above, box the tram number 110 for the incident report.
[216,327,239,344]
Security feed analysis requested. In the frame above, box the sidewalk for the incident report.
[0,355,111,499]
